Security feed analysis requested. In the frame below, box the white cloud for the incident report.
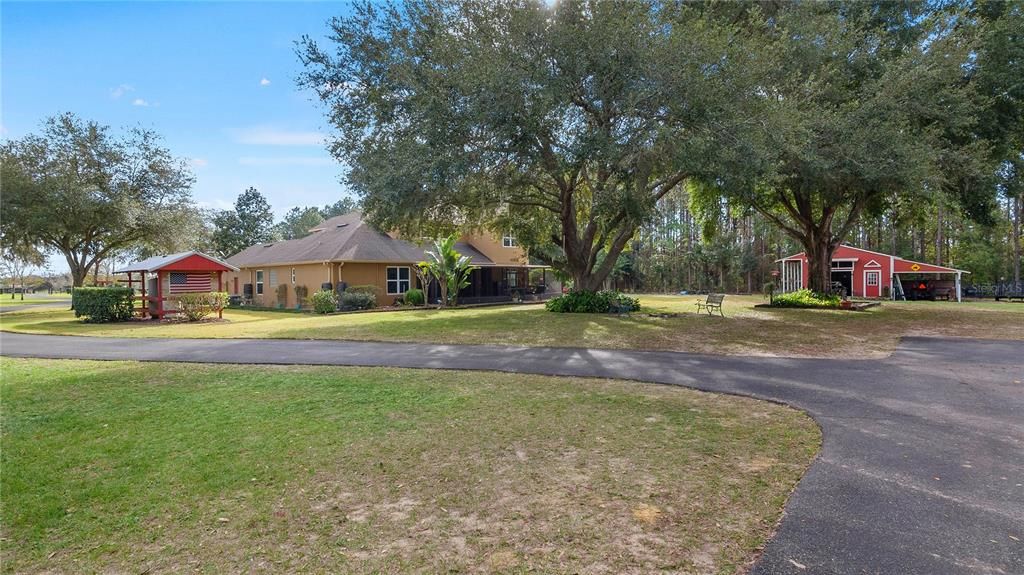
[238,156,334,167]
[190,158,209,168]
[132,98,150,107]
[233,126,325,146]
[260,77,271,86]
[110,84,134,99]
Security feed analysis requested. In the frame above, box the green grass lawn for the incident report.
[0,293,70,307]
[3,294,1022,357]
[1,358,819,574]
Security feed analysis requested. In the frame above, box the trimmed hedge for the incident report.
[72,287,134,323]
[545,290,640,314]
[770,289,841,309]
[311,290,337,314]
[340,291,376,310]
[175,292,230,321]
[404,288,425,306]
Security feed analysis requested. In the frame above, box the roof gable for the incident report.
[777,244,968,273]
[116,251,238,273]
[225,211,499,267]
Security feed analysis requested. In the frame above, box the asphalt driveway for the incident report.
[1,332,1021,574]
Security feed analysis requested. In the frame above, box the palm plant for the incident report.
[422,234,476,307]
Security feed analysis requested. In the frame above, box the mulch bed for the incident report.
[754,302,881,311]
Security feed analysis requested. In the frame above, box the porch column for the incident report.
[155,271,163,319]
[217,271,223,318]
[956,272,962,303]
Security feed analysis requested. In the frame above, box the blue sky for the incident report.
[1,1,354,218]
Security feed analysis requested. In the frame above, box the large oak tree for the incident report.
[1,114,196,286]
[703,2,998,293]
[299,0,757,290]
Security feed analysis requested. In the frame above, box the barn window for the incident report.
[867,273,880,286]
[831,260,854,270]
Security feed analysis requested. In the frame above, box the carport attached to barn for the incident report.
[115,252,238,319]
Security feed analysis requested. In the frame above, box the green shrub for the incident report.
[275,283,288,307]
[340,291,376,310]
[174,292,230,321]
[294,285,309,308]
[404,288,425,306]
[310,290,337,314]
[345,284,382,299]
[770,289,841,309]
[545,290,640,313]
[72,287,135,323]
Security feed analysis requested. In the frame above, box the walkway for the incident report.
[1,332,1021,574]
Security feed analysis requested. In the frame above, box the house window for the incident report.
[505,269,519,288]
[291,268,296,284]
[387,266,410,294]
[255,270,264,295]
[502,234,517,248]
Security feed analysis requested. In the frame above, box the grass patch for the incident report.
[0,293,70,307]
[2,295,1022,358]
[1,358,819,574]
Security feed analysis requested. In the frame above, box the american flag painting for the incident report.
[169,272,211,294]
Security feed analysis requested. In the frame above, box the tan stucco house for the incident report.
[224,211,549,308]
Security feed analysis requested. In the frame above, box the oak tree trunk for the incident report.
[804,235,836,295]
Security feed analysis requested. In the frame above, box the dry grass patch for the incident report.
[2,358,819,574]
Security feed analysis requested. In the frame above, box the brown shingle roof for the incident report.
[225,211,497,267]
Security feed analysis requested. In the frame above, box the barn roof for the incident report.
[776,244,969,274]
[115,251,238,273]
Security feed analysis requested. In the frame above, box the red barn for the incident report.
[777,245,969,301]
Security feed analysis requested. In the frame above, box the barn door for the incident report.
[864,271,881,298]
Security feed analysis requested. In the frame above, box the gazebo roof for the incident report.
[115,251,238,273]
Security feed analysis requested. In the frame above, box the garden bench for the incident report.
[695,293,725,317]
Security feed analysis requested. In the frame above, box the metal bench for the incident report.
[695,293,725,317]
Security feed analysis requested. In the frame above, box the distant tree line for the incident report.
[620,182,1022,294]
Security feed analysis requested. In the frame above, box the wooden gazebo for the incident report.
[115,251,238,319]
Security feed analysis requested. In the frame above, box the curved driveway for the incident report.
[1,332,1021,574]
